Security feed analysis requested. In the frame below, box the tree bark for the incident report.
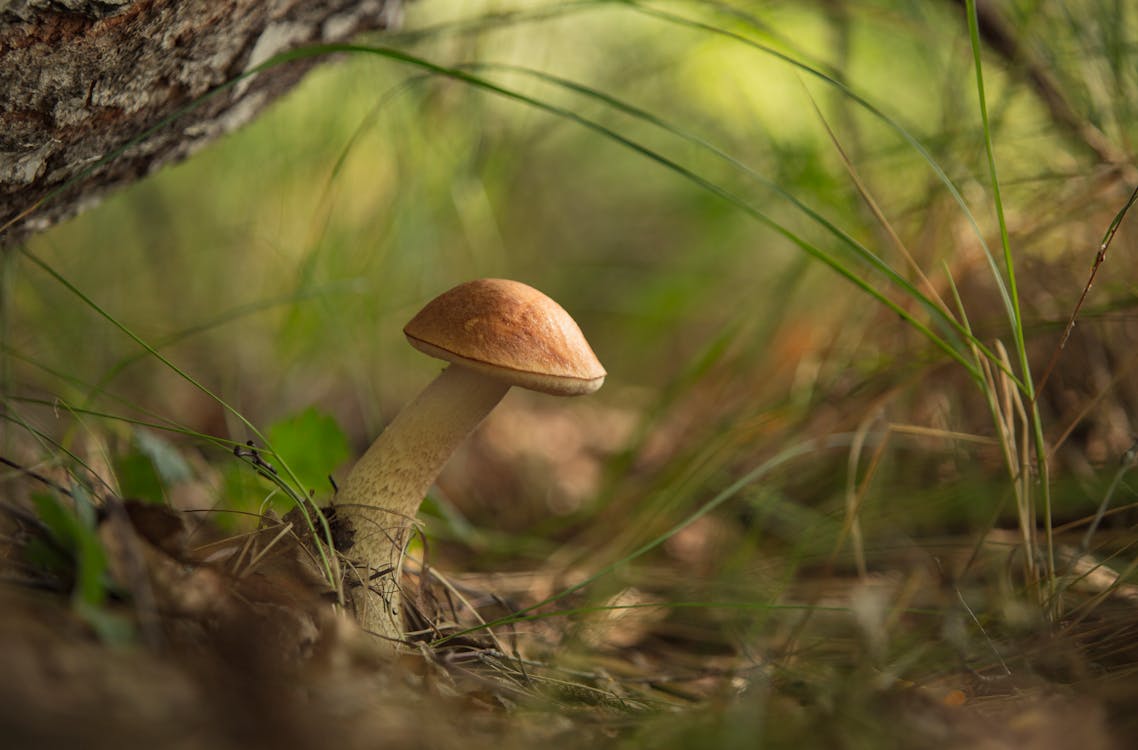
[0,0,401,246]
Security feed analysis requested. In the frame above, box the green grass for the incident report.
[3,0,1138,746]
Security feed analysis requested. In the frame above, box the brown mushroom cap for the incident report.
[403,278,606,396]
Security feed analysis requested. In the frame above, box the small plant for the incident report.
[13,479,133,644]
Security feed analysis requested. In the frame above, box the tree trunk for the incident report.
[0,0,401,246]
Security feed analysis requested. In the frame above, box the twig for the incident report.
[0,455,74,497]
[1034,183,1138,400]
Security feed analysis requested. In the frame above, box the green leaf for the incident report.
[31,490,109,608]
[32,491,82,549]
[112,430,195,504]
[113,451,165,504]
[133,429,194,485]
[112,429,196,505]
[265,406,350,497]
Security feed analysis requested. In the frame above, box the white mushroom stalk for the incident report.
[335,279,605,643]
[336,366,508,638]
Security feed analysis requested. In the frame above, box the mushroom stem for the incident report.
[337,364,509,641]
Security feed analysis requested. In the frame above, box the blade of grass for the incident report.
[964,0,1025,385]
[806,88,951,318]
[965,0,1055,599]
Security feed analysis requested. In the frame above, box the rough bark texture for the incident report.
[0,0,401,245]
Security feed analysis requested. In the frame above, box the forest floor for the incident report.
[2,486,1136,749]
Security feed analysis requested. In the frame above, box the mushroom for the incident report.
[335,278,606,642]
